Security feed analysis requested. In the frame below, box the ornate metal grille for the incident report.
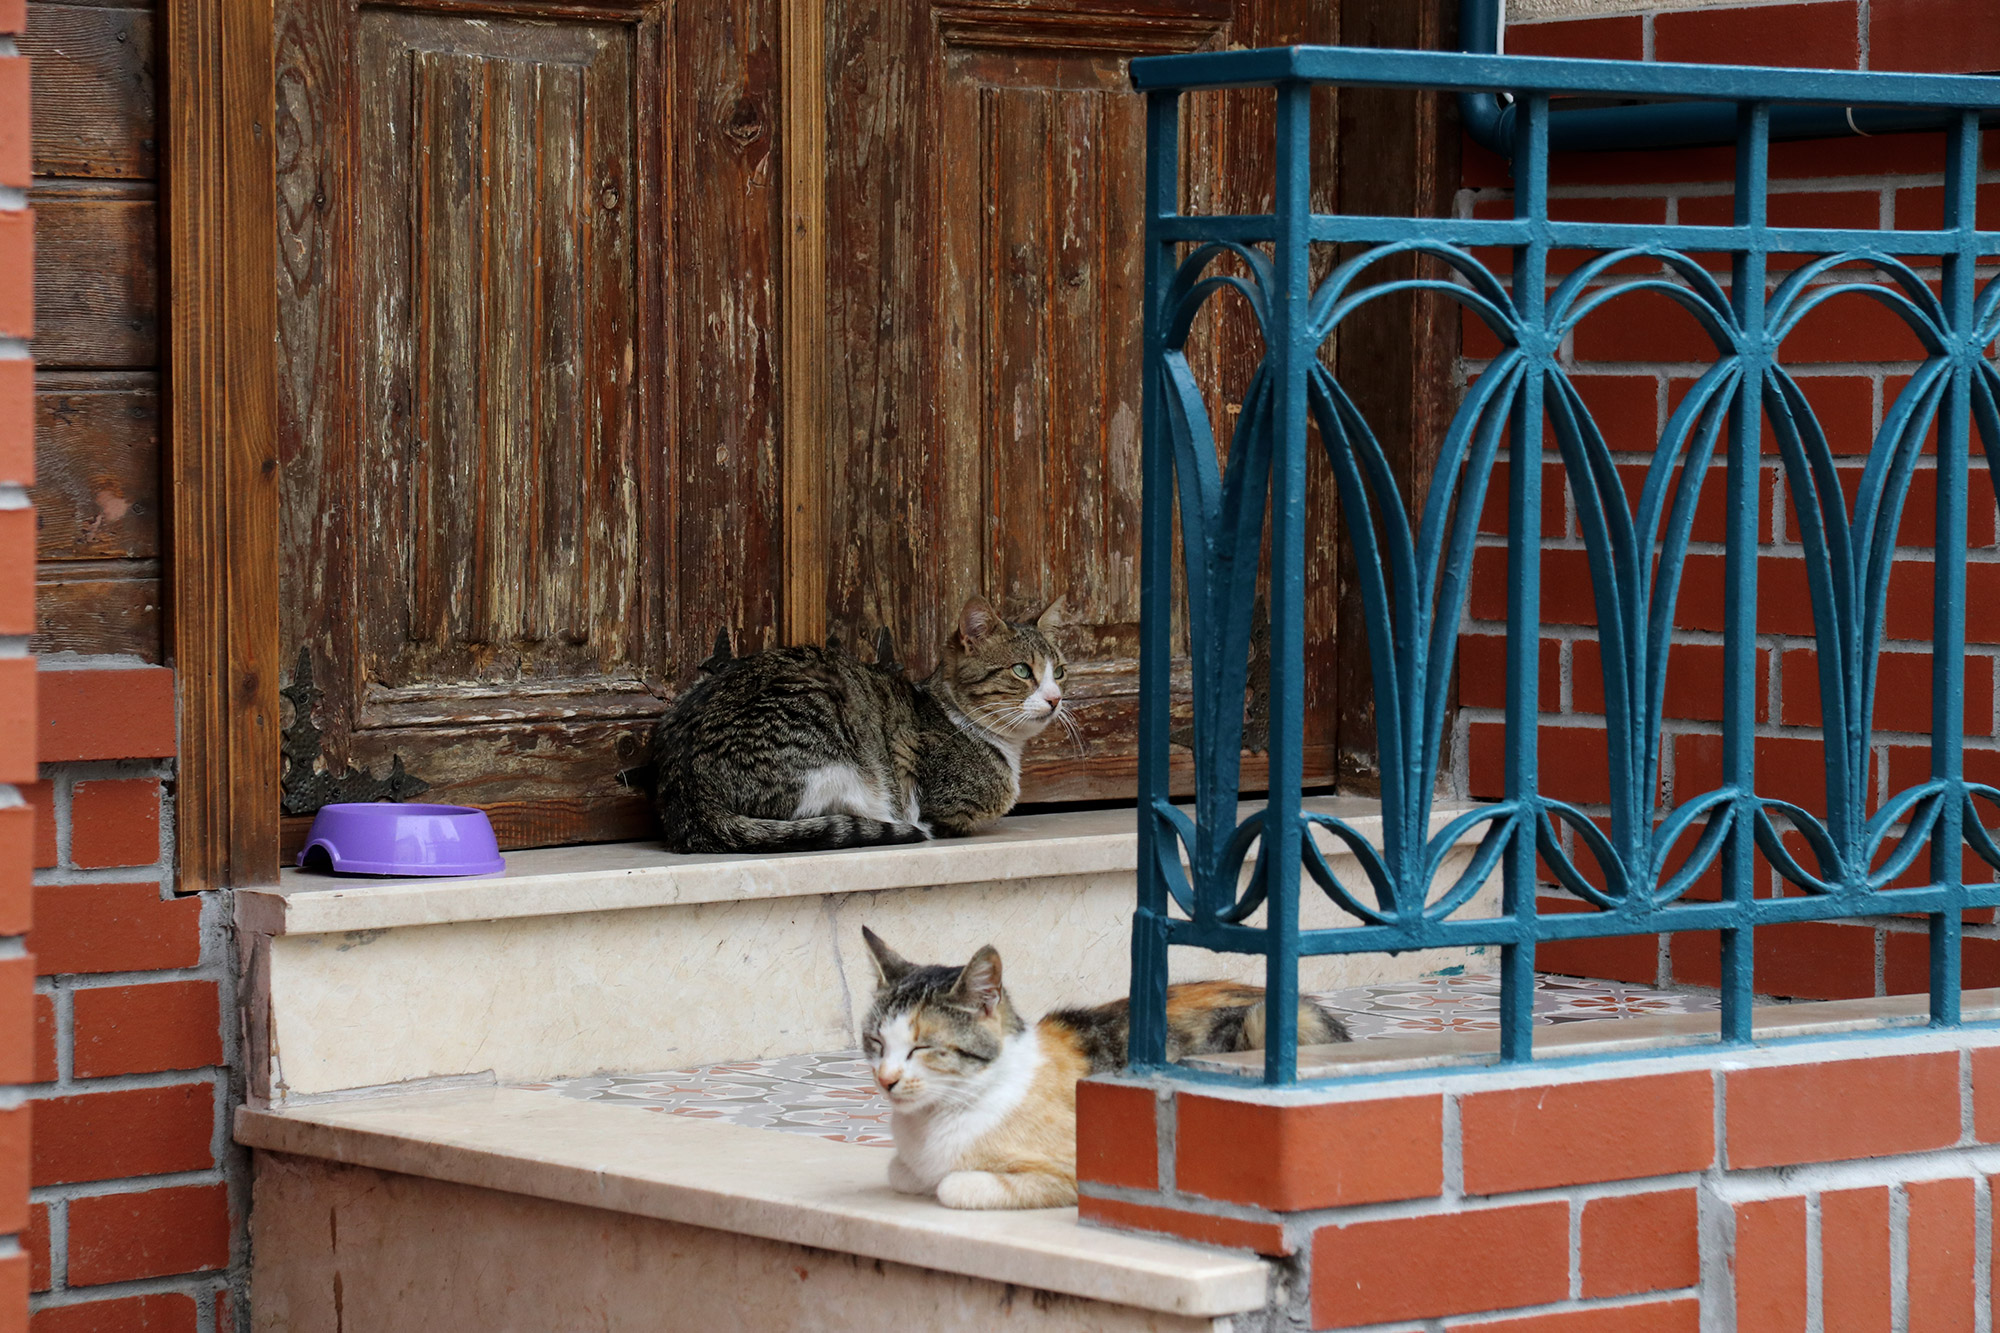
[1127,47,2000,1083]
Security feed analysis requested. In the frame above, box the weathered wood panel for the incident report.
[32,370,158,559]
[821,0,1339,803]
[274,0,356,824]
[821,0,939,663]
[671,0,783,667]
[353,14,641,703]
[22,4,156,179]
[32,557,161,660]
[277,0,781,848]
[31,184,158,368]
[25,0,172,677]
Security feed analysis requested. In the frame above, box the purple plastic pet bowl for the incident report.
[295,803,506,877]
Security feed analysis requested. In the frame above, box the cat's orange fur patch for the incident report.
[944,1022,1092,1208]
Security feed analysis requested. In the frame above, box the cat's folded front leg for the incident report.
[887,1154,931,1196]
[935,1169,1076,1210]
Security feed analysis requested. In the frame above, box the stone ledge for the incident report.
[240,795,1472,937]
[1177,988,2000,1088]
[235,1087,1274,1319]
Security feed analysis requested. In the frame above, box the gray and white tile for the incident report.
[512,973,1717,1145]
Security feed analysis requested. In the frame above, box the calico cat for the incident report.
[859,927,1350,1210]
[651,597,1070,853]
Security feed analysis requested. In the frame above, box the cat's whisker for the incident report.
[963,701,1025,735]
[1054,705,1086,758]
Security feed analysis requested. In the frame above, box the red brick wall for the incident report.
[1080,1033,2000,1327]
[1457,0,2000,999]
[16,1,244,1320]
[23,674,240,1331]
[0,4,32,1329]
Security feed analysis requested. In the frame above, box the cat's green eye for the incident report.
[1054,664,1065,680]
[1010,663,1032,680]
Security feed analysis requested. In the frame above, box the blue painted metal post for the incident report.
[1500,95,1551,1063]
[1720,102,1771,1044]
[1131,86,1181,1071]
[1929,109,1980,1026]
[1262,80,1314,1085]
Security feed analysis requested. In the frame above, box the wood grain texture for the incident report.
[275,0,784,849]
[279,0,667,847]
[32,370,158,559]
[22,4,156,178]
[821,0,1337,803]
[256,0,1423,847]
[32,557,161,659]
[671,0,783,665]
[355,14,640,696]
[779,0,826,647]
[166,0,280,889]
[30,182,158,368]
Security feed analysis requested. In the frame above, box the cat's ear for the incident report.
[952,945,1005,1016]
[958,597,999,645]
[861,927,915,986]
[1035,595,1068,635]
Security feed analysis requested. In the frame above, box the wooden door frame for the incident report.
[164,0,280,892]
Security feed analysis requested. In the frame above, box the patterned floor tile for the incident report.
[512,972,1717,1146]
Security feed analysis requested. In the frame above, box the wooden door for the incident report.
[275,0,1454,849]
[811,0,1345,803]
[276,0,784,849]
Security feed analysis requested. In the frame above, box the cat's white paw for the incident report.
[936,1170,1012,1210]
[887,1155,930,1195]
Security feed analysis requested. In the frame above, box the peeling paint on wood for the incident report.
[269,0,1451,846]
[820,0,1337,804]
[277,0,778,848]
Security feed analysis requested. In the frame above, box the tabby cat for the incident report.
[860,927,1350,1210]
[652,597,1069,853]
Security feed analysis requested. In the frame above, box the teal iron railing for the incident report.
[1127,46,2000,1084]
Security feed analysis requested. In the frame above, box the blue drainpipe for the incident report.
[1459,0,1998,156]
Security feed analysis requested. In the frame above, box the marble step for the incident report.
[238,1087,1274,1332]
[238,798,1496,1104]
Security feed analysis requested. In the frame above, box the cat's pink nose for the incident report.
[876,1068,902,1092]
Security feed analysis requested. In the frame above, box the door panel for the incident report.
[823,0,1339,803]
[277,0,782,849]
[355,13,640,716]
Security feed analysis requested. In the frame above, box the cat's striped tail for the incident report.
[687,809,929,853]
